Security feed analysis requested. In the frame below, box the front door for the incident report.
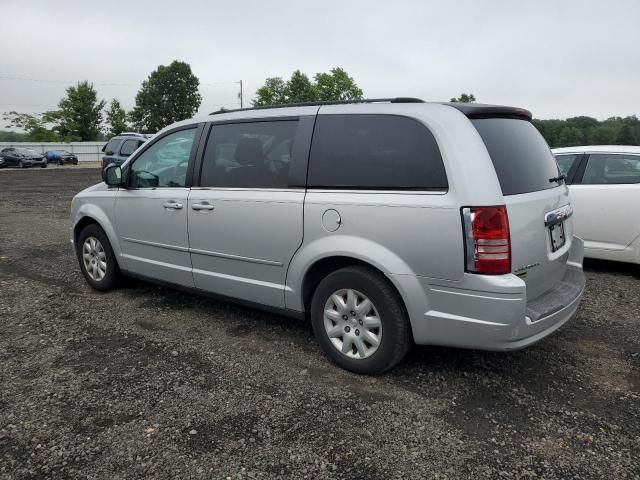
[114,127,199,287]
[570,153,640,250]
[188,119,306,307]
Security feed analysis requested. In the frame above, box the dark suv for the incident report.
[101,133,151,174]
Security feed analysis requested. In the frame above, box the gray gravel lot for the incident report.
[0,168,638,479]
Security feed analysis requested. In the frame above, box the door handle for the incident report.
[162,201,183,210]
[192,203,215,211]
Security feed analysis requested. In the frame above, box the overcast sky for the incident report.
[1,0,639,127]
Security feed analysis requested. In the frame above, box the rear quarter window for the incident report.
[104,138,122,155]
[308,114,447,190]
[472,118,560,195]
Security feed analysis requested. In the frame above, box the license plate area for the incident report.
[548,222,566,252]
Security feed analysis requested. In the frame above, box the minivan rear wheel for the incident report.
[310,265,411,374]
[76,224,120,291]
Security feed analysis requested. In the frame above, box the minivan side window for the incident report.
[129,128,196,188]
[200,121,298,188]
[307,114,447,190]
[120,139,141,157]
[555,154,579,177]
[581,154,640,184]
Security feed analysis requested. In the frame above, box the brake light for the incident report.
[462,206,511,275]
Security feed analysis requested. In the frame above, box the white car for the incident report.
[553,145,640,264]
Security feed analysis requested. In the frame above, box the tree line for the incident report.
[2,66,638,148]
[2,60,202,142]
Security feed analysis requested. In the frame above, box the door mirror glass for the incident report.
[104,165,123,186]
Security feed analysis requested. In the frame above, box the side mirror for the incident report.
[104,165,124,187]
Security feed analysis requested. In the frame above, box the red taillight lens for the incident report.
[462,206,511,275]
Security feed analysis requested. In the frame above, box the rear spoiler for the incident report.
[443,102,532,121]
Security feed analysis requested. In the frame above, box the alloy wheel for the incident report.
[82,236,107,281]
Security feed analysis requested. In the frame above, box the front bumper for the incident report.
[394,238,585,350]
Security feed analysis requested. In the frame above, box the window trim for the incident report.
[573,152,640,185]
[193,116,309,189]
[124,123,204,189]
[306,113,449,192]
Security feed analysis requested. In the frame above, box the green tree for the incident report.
[314,67,363,102]
[450,93,476,103]
[2,111,62,141]
[130,60,202,132]
[589,126,616,145]
[253,77,288,107]
[55,81,105,141]
[0,130,27,142]
[285,70,317,103]
[615,124,637,145]
[105,99,129,137]
[253,67,363,106]
[558,126,584,147]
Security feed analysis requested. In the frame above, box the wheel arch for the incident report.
[72,205,122,259]
[286,236,418,315]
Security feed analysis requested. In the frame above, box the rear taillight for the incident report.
[462,206,511,275]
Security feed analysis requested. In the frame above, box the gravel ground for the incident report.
[0,168,638,480]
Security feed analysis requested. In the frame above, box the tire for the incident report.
[41,163,47,168]
[58,159,64,166]
[73,161,78,166]
[76,223,120,291]
[310,265,412,374]
[18,160,24,168]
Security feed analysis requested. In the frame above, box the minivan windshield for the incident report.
[472,118,560,195]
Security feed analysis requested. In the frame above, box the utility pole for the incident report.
[238,80,243,108]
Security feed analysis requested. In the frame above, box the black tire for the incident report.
[310,265,412,374]
[58,159,64,166]
[41,163,47,168]
[18,160,24,168]
[76,223,120,291]
[73,161,78,165]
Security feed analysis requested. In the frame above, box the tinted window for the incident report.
[472,118,560,195]
[120,139,141,156]
[200,121,297,188]
[308,115,447,190]
[104,138,121,155]
[555,154,579,176]
[130,129,196,188]
[582,154,640,184]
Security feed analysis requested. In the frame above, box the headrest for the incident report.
[234,137,263,166]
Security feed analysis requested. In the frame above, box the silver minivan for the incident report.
[70,98,585,374]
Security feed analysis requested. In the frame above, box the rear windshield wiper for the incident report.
[549,174,566,184]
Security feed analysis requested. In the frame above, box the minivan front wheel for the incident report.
[76,224,119,291]
[311,266,411,374]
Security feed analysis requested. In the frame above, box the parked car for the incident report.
[71,98,585,374]
[0,147,47,168]
[100,133,150,175]
[44,149,78,165]
[553,145,640,264]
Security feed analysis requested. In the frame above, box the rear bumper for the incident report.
[394,237,585,350]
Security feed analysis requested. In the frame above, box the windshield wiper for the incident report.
[549,174,566,184]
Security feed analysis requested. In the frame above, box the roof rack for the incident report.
[209,97,425,115]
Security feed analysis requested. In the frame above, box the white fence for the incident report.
[0,142,104,162]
